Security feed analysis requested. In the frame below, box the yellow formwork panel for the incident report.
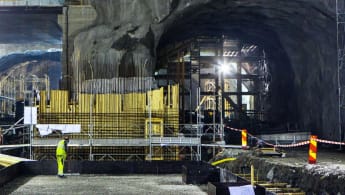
[50,90,69,113]
[123,93,146,112]
[145,146,163,160]
[94,94,119,113]
[36,84,180,160]
[171,84,179,109]
[104,94,121,113]
[145,118,163,138]
[39,90,47,113]
[78,93,92,113]
[94,95,103,113]
[147,87,164,112]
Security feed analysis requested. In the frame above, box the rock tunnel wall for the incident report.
[66,0,338,140]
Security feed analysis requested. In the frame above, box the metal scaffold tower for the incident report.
[337,0,345,144]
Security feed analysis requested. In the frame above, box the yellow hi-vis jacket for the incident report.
[56,140,67,157]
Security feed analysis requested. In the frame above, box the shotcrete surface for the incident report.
[1,174,207,195]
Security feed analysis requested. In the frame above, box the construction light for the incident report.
[219,62,237,74]
[219,63,230,73]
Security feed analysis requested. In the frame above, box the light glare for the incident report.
[219,62,237,74]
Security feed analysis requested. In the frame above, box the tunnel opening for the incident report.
[0,9,63,154]
[155,0,336,142]
[156,5,297,140]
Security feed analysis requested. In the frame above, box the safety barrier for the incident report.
[316,138,345,145]
[309,135,317,164]
[241,129,247,149]
[224,125,345,164]
[224,125,345,147]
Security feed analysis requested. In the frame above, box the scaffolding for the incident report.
[337,0,345,144]
[31,83,202,161]
[1,37,269,161]
[156,36,269,128]
[155,36,269,157]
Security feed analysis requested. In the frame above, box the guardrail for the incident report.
[0,0,64,6]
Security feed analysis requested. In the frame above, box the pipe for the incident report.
[211,157,236,166]
[251,164,255,185]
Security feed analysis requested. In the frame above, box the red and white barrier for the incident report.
[224,125,345,148]
[308,135,318,164]
[241,129,248,149]
[316,138,345,145]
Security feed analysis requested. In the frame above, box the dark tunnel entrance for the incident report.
[155,0,337,141]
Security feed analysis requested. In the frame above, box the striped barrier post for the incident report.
[308,135,317,164]
[242,129,248,149]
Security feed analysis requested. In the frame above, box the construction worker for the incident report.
[56,136,69,178]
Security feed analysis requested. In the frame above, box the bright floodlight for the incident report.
[219,62,237,73]
[219,63,230,73]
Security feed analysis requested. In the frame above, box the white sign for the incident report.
[24,107,37,125]
[228,185,255,195]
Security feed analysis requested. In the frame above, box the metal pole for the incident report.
[148,77,152,161]
[30,107,33,159]
[147,60,152,161]
[220,72,224,142]
[89,63,94,160]
[250,164,255,185]
[197,87,201,161]
[337,0,343,150]
[29,80,33,160]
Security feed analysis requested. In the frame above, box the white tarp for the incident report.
[36,124,81,136]
[24,107,37,125]
[228,185,255,195]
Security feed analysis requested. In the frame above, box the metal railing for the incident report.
[0,0,64,6]
[30,123,227,161]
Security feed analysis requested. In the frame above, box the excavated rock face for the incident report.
[70,0,337,139]
[221,152,345,194]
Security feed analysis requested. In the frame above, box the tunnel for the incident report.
[1,1,345,194]
[0,0,339,154]
[155,0,337,140]
[68,0,337,139]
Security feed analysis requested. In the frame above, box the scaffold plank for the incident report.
[151,137,200,145]
[32,137,201,147]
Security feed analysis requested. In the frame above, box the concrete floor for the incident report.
[1,174,208,195]
[3,148,344,194]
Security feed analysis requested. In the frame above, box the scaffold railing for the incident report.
[0,0,64,6]
[30,122,227,161]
